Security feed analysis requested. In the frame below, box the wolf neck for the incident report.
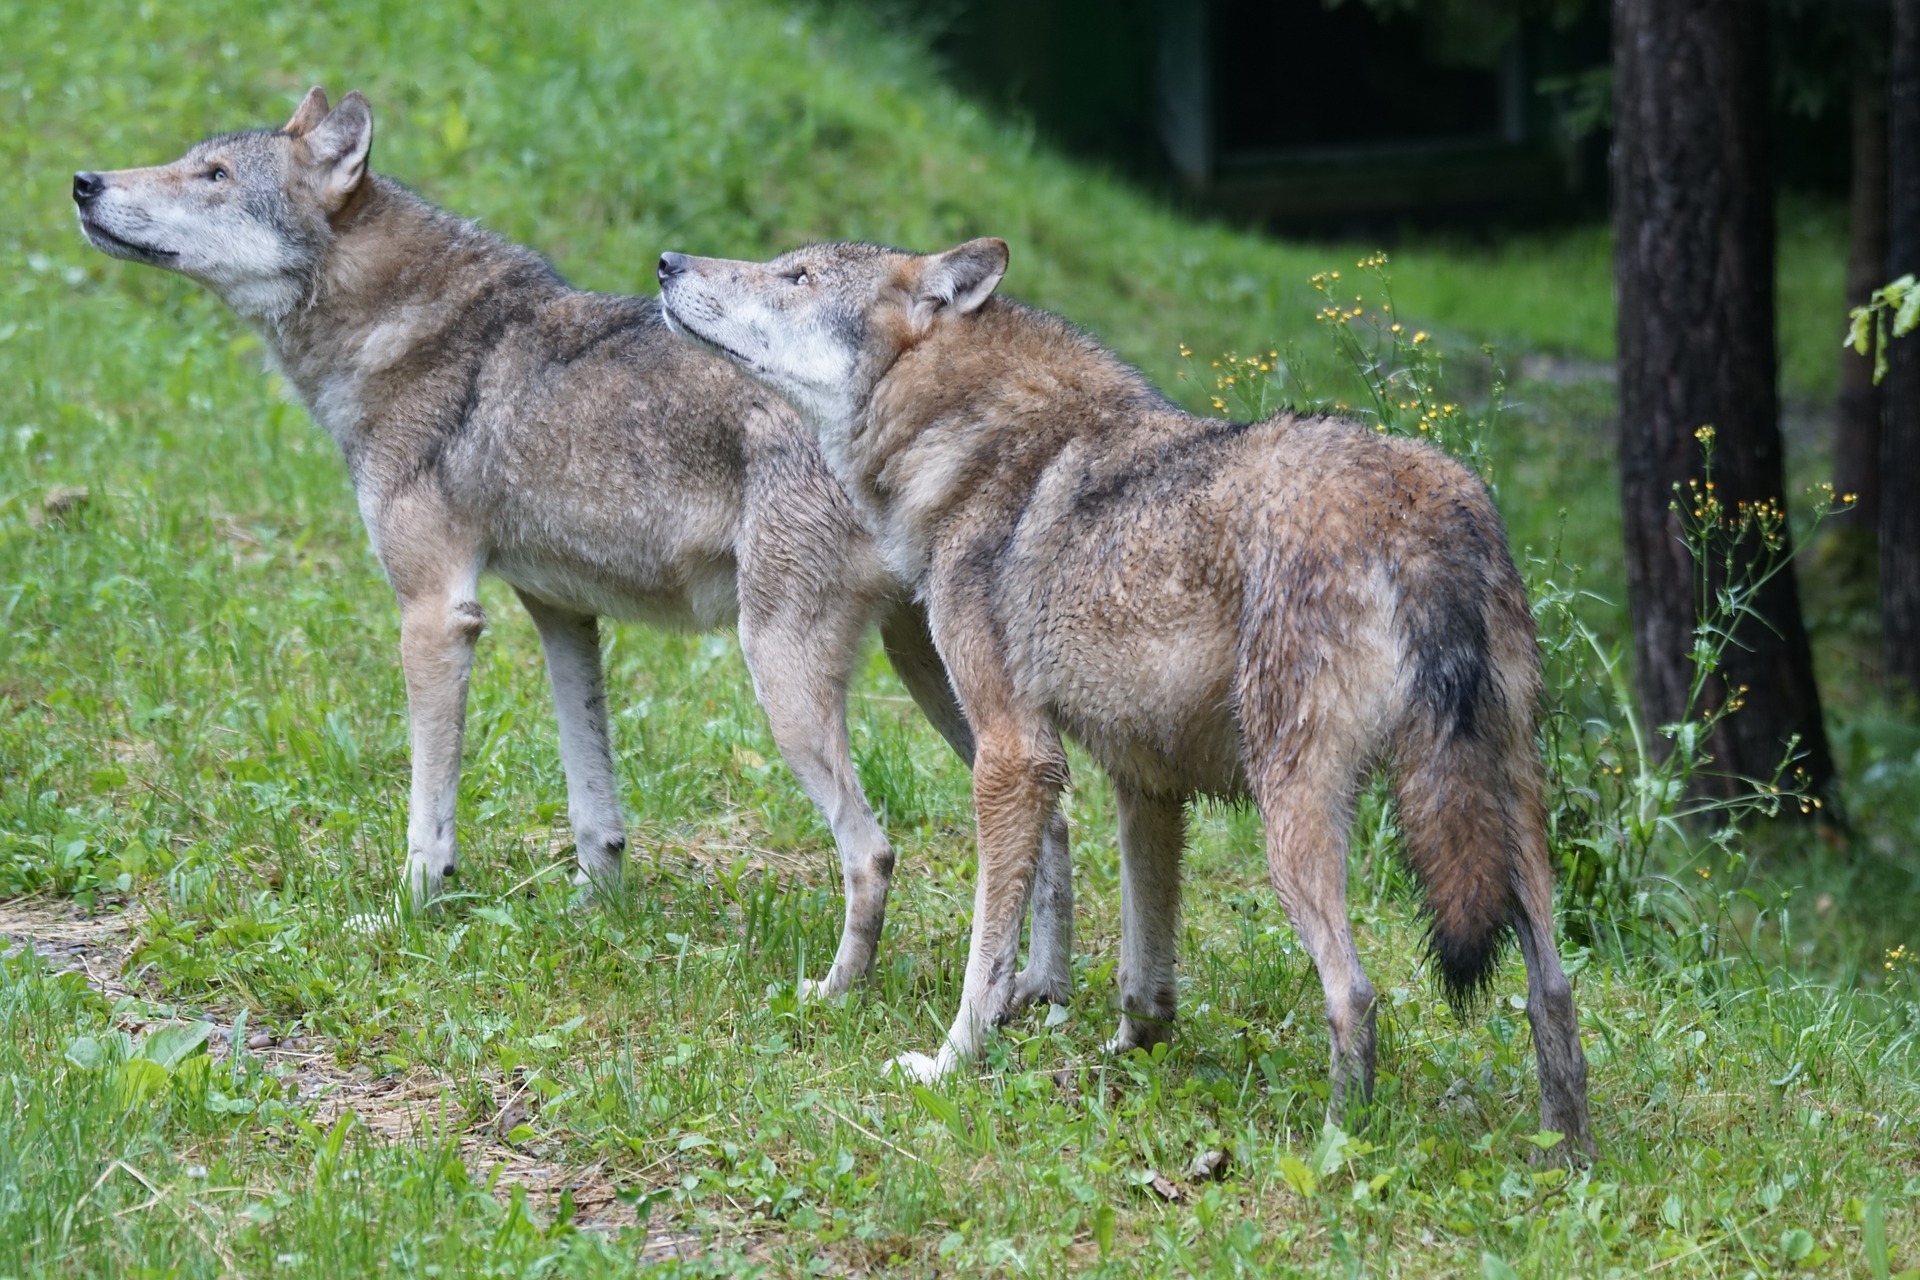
[847,302,1156,582]
[260,175,555,456]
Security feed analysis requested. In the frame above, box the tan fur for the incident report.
[72,95,1079,1004]
[659,238,1594,1154]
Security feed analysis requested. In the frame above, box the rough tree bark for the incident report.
[1836,41,1889,540]
[1887,0,1920,695]
[1612,0,1835,798]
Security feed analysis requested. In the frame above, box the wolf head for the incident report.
[655,238,1008,435]
[73,87,374,322]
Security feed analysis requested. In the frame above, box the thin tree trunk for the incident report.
[1886,0,1920,695]
[1612,0,1836,800]
[1836,56,1889,538]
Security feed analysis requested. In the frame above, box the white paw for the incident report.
[405,858,453,909]
[886,1050,951,1085]
[797,970,854,1004]
[798,976,841,1004]
[569,864,622,900]
[344,908,398,937]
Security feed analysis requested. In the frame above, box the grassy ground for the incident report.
[2,0,1916,1275]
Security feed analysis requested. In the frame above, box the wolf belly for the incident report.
[487,549,740,631]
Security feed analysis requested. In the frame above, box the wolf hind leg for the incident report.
[880,603,1073,1009]
[516,591,627,898]
[1509,782,1594,1159]
[1106,788,1185,1054]
[1391,653,1592,1156]
[741,588,894,1000]
[1253,743,1376,1127]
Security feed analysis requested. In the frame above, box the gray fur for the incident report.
[659,237,1593,1156]
[73,89,1073,1002]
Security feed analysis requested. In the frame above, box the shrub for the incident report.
[1191,254,1846,970]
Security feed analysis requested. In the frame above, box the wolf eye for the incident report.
[207,165,229,182]
[786,269,810,286]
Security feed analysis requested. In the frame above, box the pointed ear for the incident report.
[302,89,373,208]
[916,237,1008,318]
[282,86,330,137]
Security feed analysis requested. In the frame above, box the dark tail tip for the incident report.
[1429,904,1516,1017]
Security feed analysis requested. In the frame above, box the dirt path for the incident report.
[0,896,714,1252]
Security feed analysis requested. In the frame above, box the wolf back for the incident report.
[657,237,1593,1155]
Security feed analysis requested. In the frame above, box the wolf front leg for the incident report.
[892,720,1067,1081]
[889,569,1070,1081]
[395,585,484,908]
[879,602,1074,1009]
[1013,810,1074,1008]
[738,579,896,1000]
[516,591,627,899]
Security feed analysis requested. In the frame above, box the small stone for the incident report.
[1440,1076,1480,1116]
[37,485,91,526]
[1145,1171,1184,1202]
[495,1096,530,1139]
[1185,1149,1230,1182]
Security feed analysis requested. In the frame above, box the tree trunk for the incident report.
[1886,0,1920,695]
[1836,50,1889,538]
[1612,0,1835,800]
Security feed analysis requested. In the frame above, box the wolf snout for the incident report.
[657,251,690,283]
[73,171,106,206]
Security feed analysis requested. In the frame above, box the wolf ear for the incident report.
[282,86,330,137]
[301,90,373,209]
[916,238,1008,320]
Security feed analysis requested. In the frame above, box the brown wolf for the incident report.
[69,91,1074,1004]
[657,237,1593,1152]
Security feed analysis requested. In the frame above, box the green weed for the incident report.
[0,0,1911,1275]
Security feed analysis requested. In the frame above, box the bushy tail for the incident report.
[1392,546,1540,1013]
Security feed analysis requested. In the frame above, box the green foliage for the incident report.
[1197,255,1850,970]
[1531,424,1847,957]
[0,0,1910,1276]
[1846,273,1920,384]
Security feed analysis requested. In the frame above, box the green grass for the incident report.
[1368,196,1846,401]
[2,0,1916,1275]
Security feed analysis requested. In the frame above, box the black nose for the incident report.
[657,252,689,283]
[73,171,105,206]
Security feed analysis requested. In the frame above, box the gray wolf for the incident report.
[656,237,1593,1152]
[70,89,1073,1004]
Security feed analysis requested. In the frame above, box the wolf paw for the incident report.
[1103,1016,1172,1058]
[405,856,457,910]
[1010,966,1070,1011]
[1527,1120,1597,1167]
[569,862,623,902]
[797,974,853,1004]
[886,1050,953,1085]
[344,907,399,937]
